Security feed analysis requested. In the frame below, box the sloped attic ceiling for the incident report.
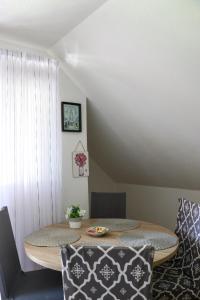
[1,0,199,189]
[0,0,107,47]
[52,0,200,190]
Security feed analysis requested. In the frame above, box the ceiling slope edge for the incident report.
[43,0,200,190]
[50,0,109,47]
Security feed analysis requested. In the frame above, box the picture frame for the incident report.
[61,102,82,132]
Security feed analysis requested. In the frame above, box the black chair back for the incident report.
[61,244,154,300]
[0,207,21,299]
[90,192,126,218]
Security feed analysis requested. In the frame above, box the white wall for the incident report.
[118,183,200,230]
[0,38,47,56]
[89,160,200,230]
[88,158,117,216]
[52,0,200,190]
[59,69,89,217]
[89,158,117,193]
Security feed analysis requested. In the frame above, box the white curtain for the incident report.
[0,49,62,271]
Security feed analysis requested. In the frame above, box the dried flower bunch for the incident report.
[75,153,87,167]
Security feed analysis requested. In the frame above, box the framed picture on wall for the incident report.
[61,102,82,132]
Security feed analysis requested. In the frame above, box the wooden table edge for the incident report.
[24,220,179,271]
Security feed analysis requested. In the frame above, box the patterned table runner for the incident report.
[25,227,81,247]
[119,230,178,250]
[91,218,139,232]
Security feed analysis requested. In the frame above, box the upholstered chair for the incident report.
[60,244,154,300]
[152,198,200,300]
[90,192,126,218]
[0,207,63,300]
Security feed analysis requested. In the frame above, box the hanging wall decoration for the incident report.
[61,102,82,132]
[72,141,89,178]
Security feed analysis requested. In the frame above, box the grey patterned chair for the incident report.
[60,244,154,299]
[90,192,126,218]
[0,207,63,300]
[152,198,200,300]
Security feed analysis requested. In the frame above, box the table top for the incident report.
[24,219,178,271]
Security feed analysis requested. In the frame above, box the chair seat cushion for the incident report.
[152,264,199,300]
[10,269,63,300]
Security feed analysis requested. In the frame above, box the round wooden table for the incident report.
[24,219,178,271]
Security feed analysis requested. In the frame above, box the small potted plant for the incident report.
[65,205,86,229]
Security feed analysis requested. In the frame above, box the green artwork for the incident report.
[62,102,81,132]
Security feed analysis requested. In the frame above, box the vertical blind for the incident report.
[0,49,62,271]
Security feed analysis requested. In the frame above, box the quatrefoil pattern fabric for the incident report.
[60,245,154,300]
[152,198,200,299]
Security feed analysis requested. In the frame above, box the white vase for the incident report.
[79,166,84,176]
[69,217,82,229]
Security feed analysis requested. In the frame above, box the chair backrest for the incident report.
[60,244,154,300]
[90,192,126,218]
[0,207,21,299]
[174,198,200,288]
